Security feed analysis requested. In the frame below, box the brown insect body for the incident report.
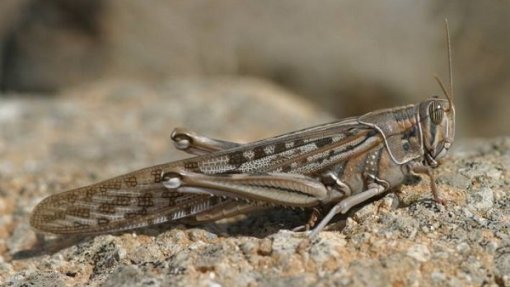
[30,98,454,236]
[30,22,455,237]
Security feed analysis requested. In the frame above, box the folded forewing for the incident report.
[186,118,382,177]
[30,165,229,235]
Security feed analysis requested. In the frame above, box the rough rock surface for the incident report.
[0,78,509,286]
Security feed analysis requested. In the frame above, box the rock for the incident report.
[455,242,471,256]
[101,265,153,287]
[1,78,509,286]
[406,244,431,263]
[495,246,510,286]
[468,186,494,213]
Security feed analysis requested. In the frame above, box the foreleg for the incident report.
[410,164,445,205]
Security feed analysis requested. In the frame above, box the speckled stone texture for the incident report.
[0,78,508,286]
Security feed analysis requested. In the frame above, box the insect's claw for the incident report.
[434,197,447,207]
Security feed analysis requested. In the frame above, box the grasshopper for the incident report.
[30,22,455,238]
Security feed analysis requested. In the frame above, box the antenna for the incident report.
[446,19,454,103]
[434,19,454,112]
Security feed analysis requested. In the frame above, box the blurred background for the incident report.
[0,0,509,137]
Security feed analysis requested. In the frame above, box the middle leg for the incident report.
[308,183,387,237]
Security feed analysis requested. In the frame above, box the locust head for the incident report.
[419,90,455,167]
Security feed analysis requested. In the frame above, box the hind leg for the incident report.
[171,127,241,155]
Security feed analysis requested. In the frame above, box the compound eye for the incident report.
[429,102,444,125]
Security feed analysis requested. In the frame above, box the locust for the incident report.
[30,22,455,238]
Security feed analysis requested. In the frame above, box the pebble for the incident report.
[455,242,471,255]
[406,244,431,262]
[468,186,494,213]
[495,246,510,280]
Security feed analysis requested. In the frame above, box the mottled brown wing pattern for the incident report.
[31,120,385,235]
[30,164,230,235]
[186,119,379,176]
